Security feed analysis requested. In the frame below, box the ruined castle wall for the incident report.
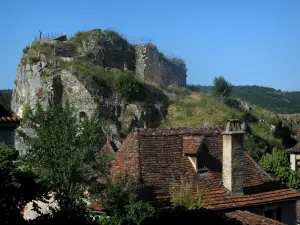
[134,44,187,87]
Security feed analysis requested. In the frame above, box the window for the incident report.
[296,160,300,172]
[196,146,209,174]
[264,208,282,222]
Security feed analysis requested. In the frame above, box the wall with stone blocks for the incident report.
[135,44,186,87]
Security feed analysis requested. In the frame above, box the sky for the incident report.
[1,0,300,91]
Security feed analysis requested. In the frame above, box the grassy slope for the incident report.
[162,92,285,160]
[187,85,300,114]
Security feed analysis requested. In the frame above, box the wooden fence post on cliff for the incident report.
[39,30,43,40]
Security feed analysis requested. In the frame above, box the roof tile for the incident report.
[110,128,300,210]
[227,210,286,225]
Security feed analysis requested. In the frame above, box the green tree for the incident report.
[260,148,289,173]
[212,76,233,105]
[100,175,155,225]
[260,148,300,190]
[0,143,45,225]
[19,102,110,213]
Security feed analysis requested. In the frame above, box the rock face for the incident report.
[12,29,175,152]
[135,44,186,87]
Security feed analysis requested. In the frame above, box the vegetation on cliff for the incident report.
[163,90,293,161]
[188,84,300,114]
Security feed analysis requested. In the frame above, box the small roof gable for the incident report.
[182,136,206,156]
[287,142,300,154]
[0,93,19,124]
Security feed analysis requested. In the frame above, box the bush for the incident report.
[29,56,41,63]
[21,103,31,124]
[31,42,54,54]
[43,72,51,78]
[169,177,204,210]
[23,46,30,54]
[260,148,300,190]
[100,175,154,225]
[115,73,140,101]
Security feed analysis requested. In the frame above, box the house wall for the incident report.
[0,127,15,147]
[291,154,296,171]
[246,200,297,225]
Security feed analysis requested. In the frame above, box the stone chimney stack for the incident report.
[222,119,245,196]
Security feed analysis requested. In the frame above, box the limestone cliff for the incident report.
[12,29,181,151]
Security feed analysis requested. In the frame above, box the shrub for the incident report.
[69,31,91,47]
[29,56,41,63]
[100,175,154,225]
[260,148,300,190]
[169,177,204,210]
[23,46,30,54]
[43,72,51,78]
[31,42,54,54]
[22,103,31,123]
[115,73,140,101]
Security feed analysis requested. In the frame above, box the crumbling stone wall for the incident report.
[135,44,187,87]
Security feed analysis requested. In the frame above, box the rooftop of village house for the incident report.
[104,120,300,211]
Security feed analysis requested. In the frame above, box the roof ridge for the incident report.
[136,126,224,136]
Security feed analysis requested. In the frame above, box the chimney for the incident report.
[222,119,245,196]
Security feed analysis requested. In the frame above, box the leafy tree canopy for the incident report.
[260,148,300,190]
[212,76,233,103]
[100,175,155,225]
[19,102,110,209]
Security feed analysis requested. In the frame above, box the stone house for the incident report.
[100,119,300,225]
[0,93,19,147]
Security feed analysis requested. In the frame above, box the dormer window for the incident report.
[183,136,209,174]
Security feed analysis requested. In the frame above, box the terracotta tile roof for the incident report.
[182,136,205,155]
[0,93,20,124]
[287,142,300,153]
[227,210,286,225]
[90,202,104,211]
[203,188,300,209]
[110,127,300,210]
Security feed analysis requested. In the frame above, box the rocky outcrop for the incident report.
[12,29,174,152]
[135,44,186,87]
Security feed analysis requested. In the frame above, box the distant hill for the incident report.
[0,89,13,107]
[187,85,300,114]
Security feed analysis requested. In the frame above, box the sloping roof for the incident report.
[0,92,19,124]
[227,210,286,225]
[101,141,118,156]
[287,128,300,153]
[287,142,300,153]
[203,188,300,210]
[182,136,205,155]
[110,127,300,210]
